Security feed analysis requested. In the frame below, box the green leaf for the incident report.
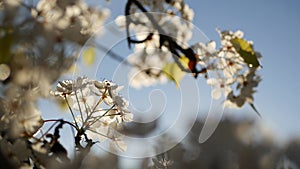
[163,57,188,87]
[231,38,260,68]
[83,47,96,66]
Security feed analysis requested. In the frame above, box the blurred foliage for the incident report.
[163,57,189,87]
[83,47,96,67]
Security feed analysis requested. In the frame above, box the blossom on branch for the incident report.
[51,77,133,151]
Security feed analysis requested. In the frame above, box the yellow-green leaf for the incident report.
[83,47,96,66]
[231,38,260,68]
[163,57,189,87]
[55,99,68,111]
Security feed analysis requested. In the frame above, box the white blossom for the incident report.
[34,0,109,42]
[0,139,31,167]
[51,77,133,150]
[50,80,74,97]
[127,49,171,89]
[115,1,194,89]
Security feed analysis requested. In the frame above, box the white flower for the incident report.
[207,78,232,100]
[1,99,43,138]
[193,41,217,60]
[94,80,133,122]
[0,139,31,166]
[127,49,171,89]
[84,116,115,141]
[120,112,133,122]
[50,80,74,97]
[51,77,133,151]
[224,69,261,108]
[94,80,124,105]
[50,76,91,97]
[34,0,109,38]
[73,76,91,90]
[115,1,195,88]
[71,90,96,113]
[234,30,244,39]
[216,57,244,79]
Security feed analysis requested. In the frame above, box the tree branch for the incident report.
[125,0,203,77]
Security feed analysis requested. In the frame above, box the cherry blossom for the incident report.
[50,77,133,152]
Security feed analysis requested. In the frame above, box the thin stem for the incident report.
[85,105,115,130]
[91,88,107,113]
[89,97,104,116]
[85,87,108,124]
[80,87,93,115]
[87,128,114,140]
[75,90,84,124]
[99,105,115,119]
[93,108,118,113]
[64,95,79,129]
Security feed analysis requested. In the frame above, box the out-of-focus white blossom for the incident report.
[34,0,109,36]
[207,78,232,100]
[0,139,31,167]
[0,96,43,138]
[50,80,74,97]
[127,49,171,89]
[116,0,194,89]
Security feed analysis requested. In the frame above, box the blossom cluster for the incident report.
[116,0,194,88]
[32,0,109,43]
[193,29,262,110]
[0,76,133,168]
[51,77,133,151]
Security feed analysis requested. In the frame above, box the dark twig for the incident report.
[125,0,204,77]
